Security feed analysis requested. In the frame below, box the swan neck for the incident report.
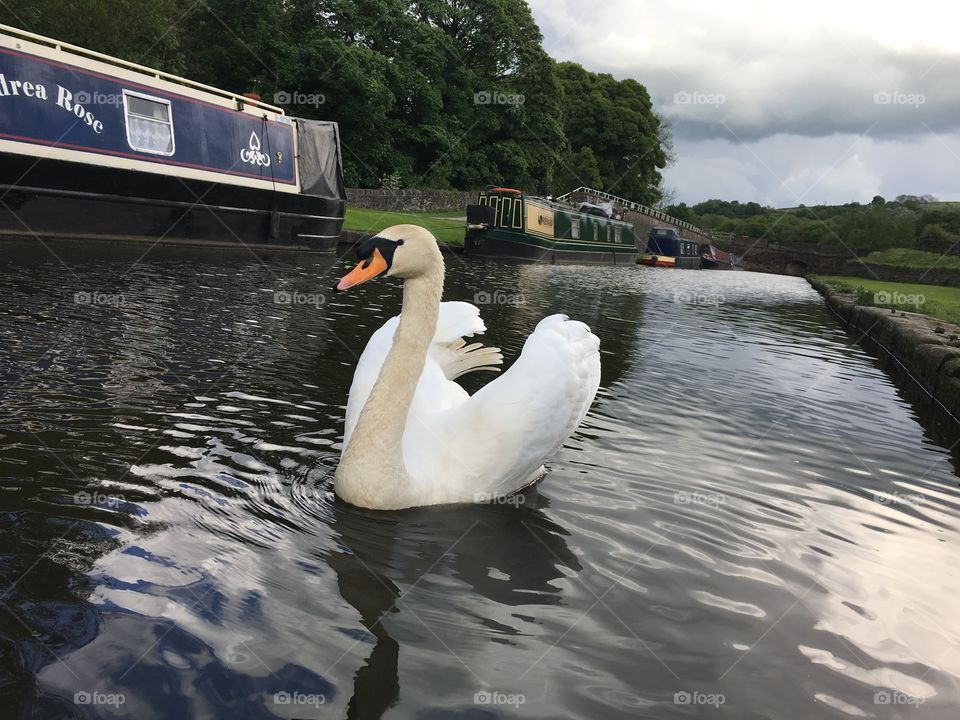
[336,265,443,506]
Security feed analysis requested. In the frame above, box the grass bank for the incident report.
[812,274,960,325]
[862,248,960,270]
[343,208,465,245]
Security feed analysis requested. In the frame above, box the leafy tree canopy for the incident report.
[1,0,665,201]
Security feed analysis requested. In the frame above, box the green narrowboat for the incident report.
[463,188,637,264]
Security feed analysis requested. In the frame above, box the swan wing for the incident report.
[404,314,601,502]
[342,302,501,448]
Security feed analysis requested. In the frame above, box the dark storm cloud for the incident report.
[527,0,960,204]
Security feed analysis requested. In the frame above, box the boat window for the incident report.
[500,198,512,227]
[571,218,580,239]
[607,224,611,242]
[123,91,174,155]
[615,226,622,243]
[512,201,522,228]
[593,222,598,241]
[478,196,488,206]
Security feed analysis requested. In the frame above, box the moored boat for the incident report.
[463,187,637,264]
[637,227,701,269]
[0,24,345,250]
[700,243,743,270]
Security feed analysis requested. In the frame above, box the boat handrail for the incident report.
[525,194,632,223]
[556,185,728,242]
[0,22,285,115]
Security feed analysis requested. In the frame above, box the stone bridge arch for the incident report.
[784,259,809,276]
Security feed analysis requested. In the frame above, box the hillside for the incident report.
[665,195,960,255]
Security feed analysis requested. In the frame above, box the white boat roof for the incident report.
[0,22,284,115]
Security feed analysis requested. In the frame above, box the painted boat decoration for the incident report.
[463,187,637,264]
[0,23,345,250]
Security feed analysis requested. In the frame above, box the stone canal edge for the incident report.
[809,278,960,443]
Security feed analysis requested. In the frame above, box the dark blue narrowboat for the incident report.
[0,24,345,250]
[637,227,701,269]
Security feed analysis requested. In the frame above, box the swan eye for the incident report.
[396,239,405,246]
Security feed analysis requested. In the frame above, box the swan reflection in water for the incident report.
[328,486,580,719]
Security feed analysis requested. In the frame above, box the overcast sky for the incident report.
[527,0,960,207]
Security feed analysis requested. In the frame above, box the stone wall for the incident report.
[810,278,960,444]
[724,236,856,275]
[347,188,476,212]
[916,233,960,256]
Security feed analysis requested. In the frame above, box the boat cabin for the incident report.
[638,227,701,268]
[465,187,637,264]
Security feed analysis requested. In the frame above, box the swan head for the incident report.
[335,224,443,291]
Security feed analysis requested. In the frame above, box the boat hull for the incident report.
[701,259,739,270]
[464,231,636,265]
[637,253,701,269]
[0,153,343,250]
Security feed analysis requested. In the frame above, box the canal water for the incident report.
[1,238,958,719]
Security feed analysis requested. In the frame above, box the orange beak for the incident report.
[336,248,389,291]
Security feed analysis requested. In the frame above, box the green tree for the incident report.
[555,62,666,204]
[0,0,668,194]
[1,0,186,69]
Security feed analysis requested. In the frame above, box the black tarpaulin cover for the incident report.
[296,119,346,200]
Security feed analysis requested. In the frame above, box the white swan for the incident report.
[333,224,601,510]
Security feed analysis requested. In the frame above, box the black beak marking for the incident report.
[356,236,402,267]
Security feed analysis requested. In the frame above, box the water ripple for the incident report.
[1,242,959,718]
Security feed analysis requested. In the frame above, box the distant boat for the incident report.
[699,243,742,270]
[637,227,744,270]
[637,227,701,268]
[463,187,637,264]
[0,23,345,250]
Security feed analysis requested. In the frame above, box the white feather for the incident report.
[343,302,601,505]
